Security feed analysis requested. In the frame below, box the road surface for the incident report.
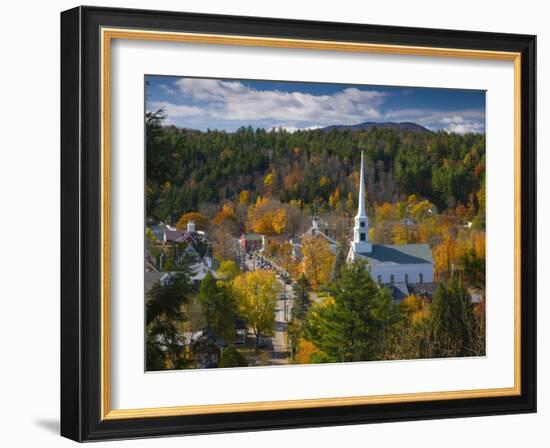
[244,253,293,365]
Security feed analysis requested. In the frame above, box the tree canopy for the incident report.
[146,115,485,223]
[146,270,195,370]
[303,260,399,363]
[232,271,280,346]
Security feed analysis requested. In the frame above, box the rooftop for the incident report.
[241,233,263,241]
[144,272,170,294]
[165,229,205,244]
[356,243,433,265]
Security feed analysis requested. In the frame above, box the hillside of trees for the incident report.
[146,110,486,226]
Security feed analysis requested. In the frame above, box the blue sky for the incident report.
[145,75,485,134]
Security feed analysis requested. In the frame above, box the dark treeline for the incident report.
[146,111,485,222]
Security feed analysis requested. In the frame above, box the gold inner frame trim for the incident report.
[100,27,522,420]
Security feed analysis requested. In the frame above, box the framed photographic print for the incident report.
[60,6,536,442]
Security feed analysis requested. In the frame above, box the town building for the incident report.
[291,216,338,261]
[347,152,435,299]
[239,233,263,253]
[163,220,207,246]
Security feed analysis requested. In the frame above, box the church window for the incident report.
[360,221,366,228]
[390,274,395,284]
[419,273,424,283]
[405,274,409,284]
[377,275,382,284]
[360,233,366,241]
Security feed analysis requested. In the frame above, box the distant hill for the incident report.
[320,121,430,133]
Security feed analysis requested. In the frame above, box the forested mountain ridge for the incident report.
[320,121,430,133]
[146,111,485,225]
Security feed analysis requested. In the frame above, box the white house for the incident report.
[347,152,434,297]
[291,215,338,261]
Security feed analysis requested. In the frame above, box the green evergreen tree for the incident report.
[146,266,194,370]
[429,276,484,357]
[198,272,236,343]
[331,244,348,280]
[304,260,399,363]
[288,274,311,360]
[459,249,485,292]
[292,274,311,321]
[218,346,249,368]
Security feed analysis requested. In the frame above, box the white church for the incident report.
[347,152,435,300]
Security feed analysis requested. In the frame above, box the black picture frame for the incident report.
[61,5,536,442]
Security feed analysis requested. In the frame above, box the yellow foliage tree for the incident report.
[302,237,335,289]
[391,223,409,245]
[278,241,294,273]
[217,260,240,281]
[401,294,429,324]
[328,187,341,209]
[473,231,486,258]
[238,190,250,205]
[294,339,318,364]
[232,271,280,346]
[271,209,287,234]
[433,232,458,277]
[376,202,394,222]
[418,220,440,244]
[264,172,274,187]
[410,199,434,222]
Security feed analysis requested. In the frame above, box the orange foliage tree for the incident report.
[176,212,208,230]
[246,197,288,235]
[212,203,237,225]
[294,339,318,364]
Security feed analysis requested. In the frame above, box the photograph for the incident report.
[144,76,487,371]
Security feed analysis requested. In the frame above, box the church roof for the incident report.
[355,243,433,265]
[389,282,410,301]
[300,227,337,245]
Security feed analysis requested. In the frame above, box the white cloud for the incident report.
[385,109,485,134]
[175,78,248,102]
[171,79,387,125]
[269,124,324,133]
[149,101,204,119]
[439,115,484,134]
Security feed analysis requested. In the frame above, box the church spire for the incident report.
[347,151,372,260]
[355,151,367,219]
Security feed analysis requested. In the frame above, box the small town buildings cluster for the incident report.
[146,152,436,303]
[146,220,218,288]
[145,152,438,367]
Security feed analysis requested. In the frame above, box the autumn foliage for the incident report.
[301,238,335,289]
[246,197,287,235]
[176,212,209,230]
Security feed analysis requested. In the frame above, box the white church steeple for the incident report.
[348,152,372,259]
[356,151,368,220]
